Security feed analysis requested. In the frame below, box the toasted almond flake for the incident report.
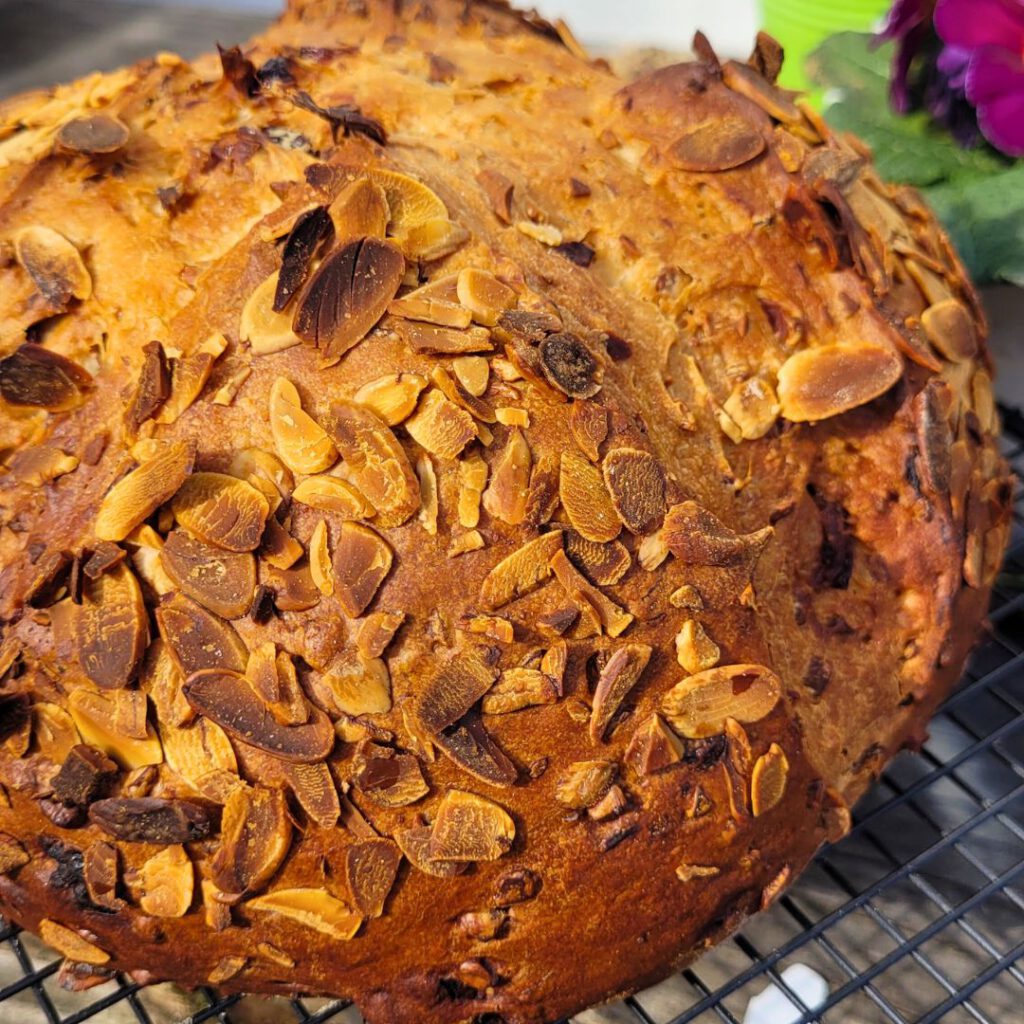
[463,614,514,644]
[159,531,255,619]
[638,531,669,572]
[456,268,517,327]
[400,217,470,260]
[564,531,631,586]
[670,584,704,610]
[662,501,772,567]
[395,318,493,355]
[353,372,428,425]
[247,888,361,940]
[495,406,529,427]
[722,59,801,121]
[569,400,608,461]
[172,472,269,552]
[670,117,766,172]
[332,521,393,617]
[33,704,82,761]
[57,112,130,154]
[328,176,389,238]
[477,168,515,222]
[751,742,789,817]
[154,349,216,425]
[292,475,374,519]
[662,664,781,738]
[602,447,667,535]
[139,845,193,917]
[257,942,295,969]
[625,713,686,775]
[269,377,338,474]
[721,376,780,441]
[676,863,720,882]
[14,225,92,306]
[541,640,568,692]
[405,388,476,460]
[676,620,721,674]
[73,564,149,691]
[539,332,601,399]
[559,451,621,543]
[369,167,447,234]
[481,530,563,609]
[241,272,301,354]
[212,365,252,406]
[458,452,488,528]
[556,760,615,809]
[449,530,485,557]
[158,714,237,794]
[453,356,490,397]
[483,427,531,525]
[228,448,293,511]
[155,592,249,677]
[324,654,392,716]
[259,518,304,570]
[327,399,420,526]
[0,833,29,874]
[202,880,232,931]
[38,920,109,965]
[388,274,473,328]
[341,839,402,918]
[515,220,562,246]
[208,956,247,984]
[309,520,333,596]
[590,643,652,742]
[356,611,404,659]
[396,826,467,878]
[416,455,438,535]
[777,343,903,422]
[482,667,557,714]
[94,441,194,542]
[921,299,977,362]
[550,549,633,636]
[430,364,495,425]
[210,786,291,896]
[427,790,515,862]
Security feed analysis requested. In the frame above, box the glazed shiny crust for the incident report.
[0,2,1012,1021]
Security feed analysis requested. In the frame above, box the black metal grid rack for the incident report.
[3,429,1024,1024]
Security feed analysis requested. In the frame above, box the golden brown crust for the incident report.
[0,2,1011,1021]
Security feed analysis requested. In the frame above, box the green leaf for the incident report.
[805,31,1023,284]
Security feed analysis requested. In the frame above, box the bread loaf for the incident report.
[0,2,1011,1021]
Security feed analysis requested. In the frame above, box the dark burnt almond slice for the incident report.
[88,797,219,843]
[126,341,170,431]
[538,332,601,399]
[183,669,335,763]
[293,237,405,361]
[564,531,631,587]
[413,646,500,734]
[354,747,429,807]
[341,839,402,918]
[51,744,118,807]
[602,448,667,535]
[332,522,393,618]
[160,530,256,619]
[74,564,148,690]
[209,785,292,896]
[0,344,93,411]
[670,117,767,172]
[155,592,249,676]
[436,714,518,787]
[57,113,131,155]
[274,205,334,312]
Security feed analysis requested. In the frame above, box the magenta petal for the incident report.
[976,92,1024,156]
[965,47,1024,103]
[935,0,1024,52]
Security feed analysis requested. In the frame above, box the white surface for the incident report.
[743,965,829,1024]
[108,0,761,55]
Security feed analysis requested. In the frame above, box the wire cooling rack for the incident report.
[0,414,1022,1024]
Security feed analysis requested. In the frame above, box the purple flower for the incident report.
[880,0,937,111]
[935,0,1024,156]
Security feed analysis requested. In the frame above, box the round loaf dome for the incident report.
[0,2,1012,1021]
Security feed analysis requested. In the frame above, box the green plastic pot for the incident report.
[760,0,891,92]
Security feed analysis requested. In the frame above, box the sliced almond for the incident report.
[341,839,401,918]
[57,112,130,154]
[414,645,500,734]
[676,863,720,883]
[353,371,427,425]
[550,549,633,637]
[324,655,392,716]
[83,842,121,909]
[228,448,293,512]
[332,521,393,617]
[356,610,404,659]
[245,888,361,941]
[777,343,903,422]
[14,225,91,306]
[308,520,333,596]
[38,920,109,965]
[721,376,780,441]
[73,564,148,690]
[449,530,485,557]
[369,167,447,236]
[0,833,29,875]
[560,451,621,543]
[292,475,374,519]
[480,530,563,609]
[210,785,291,896]
[269,377,338,474]
[397,216,468,261]
[453,356,490,397]
[525,454,560,527]
[33,703,82,762]
[569,400,608,461]
[565,531,631,586]
[670,584,704,610]
[183,669,334,763]
[482,667,557,714]
[434,714,517,787]
[0,344,92,411]
[456,268,516,327]
[139,845,193,917]
[662,664,782,738]
[138,639,193,727]
[751,742,789,817]
[676,620,721,674]
[427,790,515,862]
[405,388,477,460]
[458,452,489,529]
[259,519,304,571]
[602,448,667,535]
[482,427,531,525]
[327,399,420,526]
[921,299,977,362]
[638,531,669,571]
[388,274,472,329]
[416,454,438,535]
[395,319,493,355]
[590,643,652,742]
[395,826,467,878]
[171,472,269,552]
[515,220,562,246]
[328,176,389,238]
[670,117,766,172]
[355,745,429,807]
[555,760,615,809]
[662,501,772,567]
[94,441,194,542]
[154,349,216,425]
[625,713,686,775]
[160,531,255,619]
[463,614,514,644]
[156,592,248,676]
[159,716,237,796]
[430,364,496,424]
[241,272,301,355]
[293,237,405,363]
[207,957,246,984]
